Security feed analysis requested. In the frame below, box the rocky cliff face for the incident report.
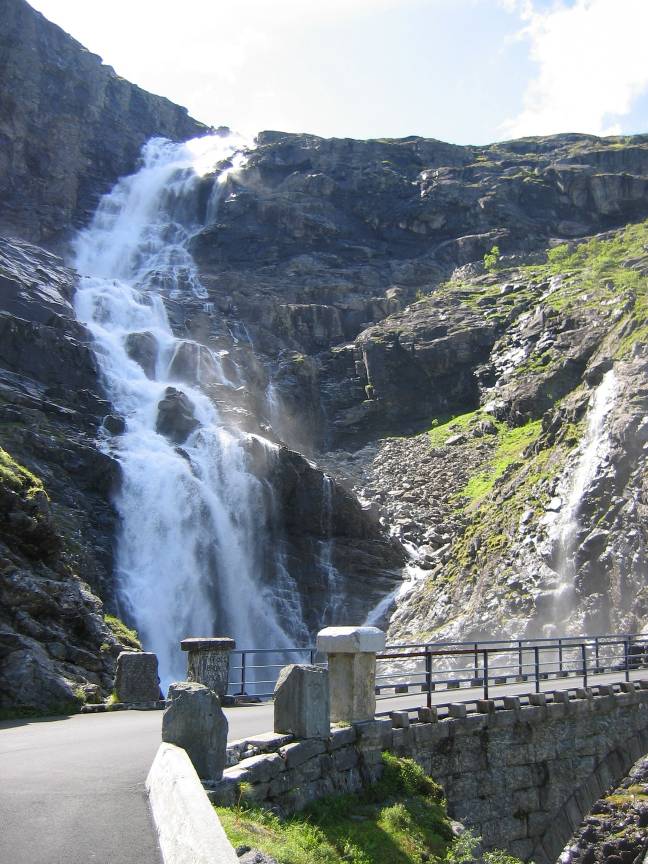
[0,0,207,247]
[0,236,134,712]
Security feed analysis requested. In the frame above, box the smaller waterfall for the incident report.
[551,369,617,625]
[319,475,345,624]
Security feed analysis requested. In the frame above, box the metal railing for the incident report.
[227,632,648,702]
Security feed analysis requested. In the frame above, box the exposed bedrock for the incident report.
[0,235,130,711]
[0,0,207,246]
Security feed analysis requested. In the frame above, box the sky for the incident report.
[28,0,648,145]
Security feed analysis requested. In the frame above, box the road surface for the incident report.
[1,670,643,864]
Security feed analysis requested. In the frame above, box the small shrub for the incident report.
[483,245,500,271]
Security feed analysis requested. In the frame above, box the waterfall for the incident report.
[72,134,301,689]
[551,369,617,624]
[319,474,345,623]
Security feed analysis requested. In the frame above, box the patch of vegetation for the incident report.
[483,245,501,272]
[104,614,141,650]
[0,447,43,497]
[217,754,454,864]
[460,420,542,504]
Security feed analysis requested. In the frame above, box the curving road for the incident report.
[1,671,641,864]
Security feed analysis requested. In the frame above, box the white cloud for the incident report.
[501,0,648,138]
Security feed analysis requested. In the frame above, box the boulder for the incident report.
[114,651,160,703]
[161,682,228,779]
[124,331,158,379]
[155,387,200,444]
[274,664,330,739]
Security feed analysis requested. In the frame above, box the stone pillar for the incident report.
[114,651,160,703]
[316,626,385,724]
[180,637,235,698]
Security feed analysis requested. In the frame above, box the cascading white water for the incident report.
[73,134,299,689]
[552,368,617,622]
[319,474,344,622]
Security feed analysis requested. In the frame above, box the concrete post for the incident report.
[316,626,385,723]
[180,637,235,698]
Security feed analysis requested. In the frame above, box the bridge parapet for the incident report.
[210,682,648,864]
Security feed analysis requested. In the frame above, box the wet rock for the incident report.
[155,387,200,444]
[125,332,158,379]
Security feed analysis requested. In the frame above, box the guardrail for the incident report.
[227,632,648,701]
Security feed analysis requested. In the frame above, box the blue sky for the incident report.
[29,0,648,145]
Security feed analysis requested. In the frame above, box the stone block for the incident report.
[332,747,359,772]
[477,699,495,714]
[274,664,330,739]
[203,775,238,806]
[114,651,160,703]
[528,693,546,707]
[596,684,615,696]
[574,687,592,700]
[411,723,434,749]
[454,713,487,734]
[279,738,326,769]
[161,682,228,780]
[418,706,438,723]
[391,727,412,754]
[291,757,324,785]
[448,703,467,718]
[620,681,636,693]
[503,696,521,710]
[353,718,392,749]
[545,702,566,720]
[268,771,294,797]
[552,691,570,704]
[245,731,294,752]
[236,753,284,784]
[316,626,385,654]
[391,710,410,728]
[327,726,357,750]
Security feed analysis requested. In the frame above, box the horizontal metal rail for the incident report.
[226,632,648,701]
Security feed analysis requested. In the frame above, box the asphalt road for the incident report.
[1,670,643,864]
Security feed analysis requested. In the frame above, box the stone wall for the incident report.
[208,683,648,864]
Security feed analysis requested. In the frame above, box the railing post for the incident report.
[240,651,246,696]
[581,643,588,689]
[474,643,479,680]
[483,650,489,700]
[310,648,316,665]
[595,637,600,672]
[534,646,540,693]
[425,648,432,709]
[518,641,523,679]
[558,638,563,675]
[625,638,630,682]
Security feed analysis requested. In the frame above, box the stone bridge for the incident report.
[205,628,648,864]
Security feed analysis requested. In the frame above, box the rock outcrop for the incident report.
[0,236,136,712]
[0,0,207,246]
